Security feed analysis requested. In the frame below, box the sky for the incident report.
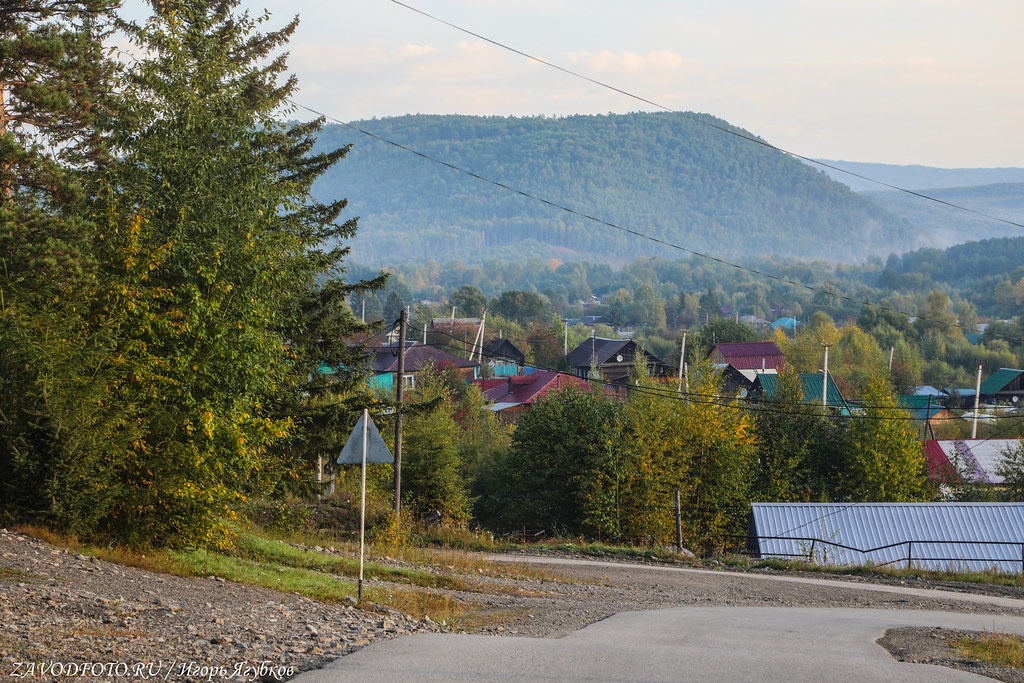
[119,0,1024,168]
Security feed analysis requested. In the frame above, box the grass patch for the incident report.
[529,539,695,565]
[168,548,358,603]
[954,630,1024,668]
[0,566,45,582]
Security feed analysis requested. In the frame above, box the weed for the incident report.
[954,628,1024,668]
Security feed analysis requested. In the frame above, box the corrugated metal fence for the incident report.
[746,503,1024,574]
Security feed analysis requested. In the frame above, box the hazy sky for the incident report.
[121,0,1023,168]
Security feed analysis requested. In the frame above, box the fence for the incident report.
[729,534,1024,573]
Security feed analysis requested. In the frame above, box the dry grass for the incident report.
[954,629,1024,668]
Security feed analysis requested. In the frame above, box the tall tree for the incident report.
[844,375,926,501]
[0,1,126,534]
[90,0,377,545]
[496,384,622,536]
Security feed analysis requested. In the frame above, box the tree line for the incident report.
[366,357,930,552]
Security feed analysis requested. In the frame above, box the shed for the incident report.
[747,502,1024,573]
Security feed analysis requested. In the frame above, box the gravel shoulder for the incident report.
[3,528,1024,681]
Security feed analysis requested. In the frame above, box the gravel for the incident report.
[0,529,443,682]
[3,529,1023,681]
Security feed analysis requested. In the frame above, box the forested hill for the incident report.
[311,112,921,266]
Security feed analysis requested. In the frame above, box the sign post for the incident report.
[337,409,394,602]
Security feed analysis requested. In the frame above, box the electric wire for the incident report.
[387,0,1024,233]
[296,97,1024,346]
[394,320,1024,424]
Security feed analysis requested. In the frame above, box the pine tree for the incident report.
[0,1,127,533]
[90,0,378,545]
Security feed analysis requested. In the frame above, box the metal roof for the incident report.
[709,342,785,371]
[923,439,1024,485]
[749,502,1024,573]
[755,373,848,409]
[980,368,1024,395]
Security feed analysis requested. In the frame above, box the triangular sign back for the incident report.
[337,412,394,465]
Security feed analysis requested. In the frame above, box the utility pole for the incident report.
[821,343,833,413]
[394,309,407,513]
[564,319,568,357]
[677,330,688,392]
[972,363,982,439]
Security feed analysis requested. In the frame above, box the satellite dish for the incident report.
[1014,396,1020,404]
[616,354,624,362]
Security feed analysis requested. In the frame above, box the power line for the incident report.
[308,99,1023,345]
[404,320,1024,424]
[387,0,1024,233]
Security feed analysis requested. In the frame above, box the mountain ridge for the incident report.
[311,112,922,267]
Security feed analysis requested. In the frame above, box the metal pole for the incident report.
[972,364,982,439]
[677,331,688,392]
[674,488,683,552]
[564,319,568,357]
[359,409,368,602]
[821,343,832,413]
[394,310,407,513]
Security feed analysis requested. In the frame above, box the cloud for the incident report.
[566,49,690,73]
[399,44,441,58]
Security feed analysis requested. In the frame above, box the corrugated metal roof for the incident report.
[756,373,848,409]
[750,503,1024,573]
[710,342,785,370]
[981,368,1024,394]
[923,439,1024,485]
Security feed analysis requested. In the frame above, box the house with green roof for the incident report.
[750,372,851,415]
[980,368,1024,404]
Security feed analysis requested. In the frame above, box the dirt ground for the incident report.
[4,527,1024,681]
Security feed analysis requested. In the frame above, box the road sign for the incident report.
[337,412,394,465]
[336,410,393,603]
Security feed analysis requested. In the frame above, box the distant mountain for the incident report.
[811,160,1024,192]
[861,183,1024,249]
[311,113,921,267]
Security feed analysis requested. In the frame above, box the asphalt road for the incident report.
[294,606,1024,681]
[293,559,1024,682]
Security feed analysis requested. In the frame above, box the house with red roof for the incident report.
[924,439,1024,485]
[708,341,785,372]
[474,370,590,420]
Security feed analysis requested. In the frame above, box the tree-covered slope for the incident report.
[862,183,1024,249]
[312,112,921,266]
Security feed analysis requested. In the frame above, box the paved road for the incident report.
[295,606,1024,681]
[293,559,1024,682]
[492,553,1024,610]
